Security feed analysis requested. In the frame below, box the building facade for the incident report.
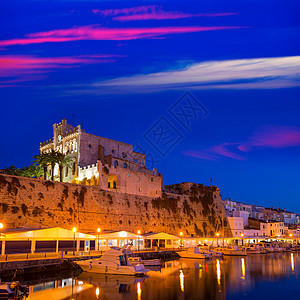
[40,119,163,197]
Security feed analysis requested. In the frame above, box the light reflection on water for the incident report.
[27,253,300,300]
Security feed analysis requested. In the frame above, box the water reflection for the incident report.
[20,252,300,300]
[241,257,246,279]
[216,259,221,286]
[137,282,142,300]
[179,270,184,292]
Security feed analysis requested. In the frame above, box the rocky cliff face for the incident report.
[0,175,231,236]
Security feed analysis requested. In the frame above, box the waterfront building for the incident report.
[40,119,163,197]
[248,218,284,237]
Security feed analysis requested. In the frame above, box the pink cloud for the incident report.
[0,25,242,47]
[241,126,300,150]
[210,143,246,160]
[184,126,300,161]
[0,54,119,85]
[95,5,238,21]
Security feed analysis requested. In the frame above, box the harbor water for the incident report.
[25,252,300,299]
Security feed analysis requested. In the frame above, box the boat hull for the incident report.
[177,252,210,259]
[77,262,148,276]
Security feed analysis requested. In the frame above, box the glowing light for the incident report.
[72,227,77,233]
[95,287,100,298]
[291,253,294,272]
[137,282,142,300]
[216,259,221,285]
[137,230,141,235]
[241,258,245,279]
[97,228,101,233]
[240,233,244,237]
[180,270,184,292]
[216,232,220,237]
[180,232,183,236]
[289,234,293,237]
[0,223,3,229]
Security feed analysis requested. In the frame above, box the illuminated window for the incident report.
[114,161,118,168]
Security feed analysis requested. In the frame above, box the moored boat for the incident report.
[76,247,149,276]
[177,247,211,259]
[221,245,247,256]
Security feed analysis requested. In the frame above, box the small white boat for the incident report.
[76,247,149,276]
[245,244,262,254]
[177,247,211,259]
[128,256,161,266]
[258,242,275,253]
[199,247,223,257]
[221,245,247,256]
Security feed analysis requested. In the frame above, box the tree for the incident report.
[22,164,44,178]
[56,152,73,182]
[33,152,51,180]
[0,165,23,176]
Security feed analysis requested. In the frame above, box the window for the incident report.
[122,152,125,156]
[114,161,118,168]
[112,149,115,154]
[138,160,141,164]
[88,144,92,148]
[128,173,130,177]
[65,167,68,177]
[123,163,127,169]
[141,161,144,165]
[138,187,142,192]
[151,177,153,182]
[133,158,135,162]
[113,181,117,189]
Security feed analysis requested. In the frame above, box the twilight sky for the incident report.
[1,0,300,211]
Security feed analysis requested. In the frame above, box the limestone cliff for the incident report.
[0,175,231,236]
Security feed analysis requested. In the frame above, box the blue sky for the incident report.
[1,0,300,211]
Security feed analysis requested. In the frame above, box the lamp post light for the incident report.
[216,232,220,247]
[97,228,101,252]
[180,232,183,250]
[0,223,3,229]
[241,233,244,246]
[72,227,77,256]
[137,230,141,251]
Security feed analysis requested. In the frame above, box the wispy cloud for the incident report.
[89,56,300,92]
[0,25,241,47]
[184,126,300,161]
[93,5,238,21]
[0,54,120,84]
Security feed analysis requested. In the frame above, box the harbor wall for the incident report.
[0,175,231,237]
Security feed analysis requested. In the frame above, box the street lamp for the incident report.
[0,223,3,229]
[180,232,183,250]
[137,230,141,251]
[240,233,244,246]
[97,228,101,251]
[72,227,77,255]
[216,232,220,247]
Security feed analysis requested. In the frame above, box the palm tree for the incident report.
[0,165,23,176]
[56,152,73,182]
[22,164,44,178]
[33,152,51,180]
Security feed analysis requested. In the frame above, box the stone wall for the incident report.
[0,175,231,236]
